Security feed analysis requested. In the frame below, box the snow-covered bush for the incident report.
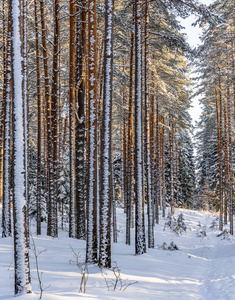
[209,218,219,229]
[176,213,187,233]
[159,242,179,251]
[217,229,230,240]
[196,222,207,238]
[164,214,177,231]
[164,213,187,234]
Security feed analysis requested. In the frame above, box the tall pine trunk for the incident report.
[155,99,160,223]
[69,0,77,238]
[2,2,12,238]
[76,0,86,240]
[11,0,32,294]
[161,116,166,217]
[99,0,114,268]
[126,30,134,245]
[34,0,42,235]
[218,72,223,231]
[226,80,233,235]
[150,80,156,229]
[22,0,29,238]
[170,121,174,216]
[144,0,154,248]
[86,0,98,263]
[122,78,128,215]
[50,0,60,237]
[135,0,146,255]
[39,0,53,236]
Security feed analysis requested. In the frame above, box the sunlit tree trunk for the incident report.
[11,0,32,293]
[231,32,235,120]
[2,2,12,238]
[175,135,179,206]
[39,0,53,236]
[126,30,134,245]
[161,116,166,217]
[144,0,154,248]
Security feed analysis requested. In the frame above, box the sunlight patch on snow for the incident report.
[114,273,202,286]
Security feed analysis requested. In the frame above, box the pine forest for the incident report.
[0,0,235,298]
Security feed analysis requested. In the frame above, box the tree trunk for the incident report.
[170,121,174,216]
[155,99,160,223]
[112,166,117,243]
[86,0,98,263]
[135,0,146,255]
[223,103,229,225]
[126,30,134,245]
[39,0,53,237]
[69,0,77,238]
[76,0,86,240]
[99,0,114,268]
[10,0,32,293]
[50,0,60,237]
[22,0,29,241]
[226,79,233,235]
[122,79,128,214]
[161,116,166,217]
[144,0,154,248]
[0,0,6,202]
[175,135,179,206]
[2,2,12,238]
[150,78,156,231]
[218,72,223,231]
[34,0,42,235]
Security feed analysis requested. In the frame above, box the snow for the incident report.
[1,206,235,299]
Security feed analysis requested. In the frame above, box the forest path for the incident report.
[182,211,235,300]
[1,207,235,300]
[201,229,235,299]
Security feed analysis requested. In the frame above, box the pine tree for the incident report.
[144,0,154,249]
[11,0,32,293]
[99,0,114,268]
[86,0,98,263]
[134,0,146,255]
[2,1,12,238]
[34,0,42,235]
[76,0,86,240]
[69,0,76,239]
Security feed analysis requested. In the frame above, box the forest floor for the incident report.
[0,206,235,300]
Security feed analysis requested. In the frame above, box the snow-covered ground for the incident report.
[1,207,235,300]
